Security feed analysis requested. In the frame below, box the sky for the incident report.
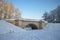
[8,0,60,20]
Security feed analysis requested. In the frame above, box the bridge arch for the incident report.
[25,23,38,30]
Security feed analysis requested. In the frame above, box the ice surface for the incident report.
[0,20,60,40]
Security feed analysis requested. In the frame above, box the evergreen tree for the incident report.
[42,11,48,21]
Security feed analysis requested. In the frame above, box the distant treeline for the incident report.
[42,6,60,23]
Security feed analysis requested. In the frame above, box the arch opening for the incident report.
[25,24,38,30]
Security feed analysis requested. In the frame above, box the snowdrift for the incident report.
[0,20,25,34]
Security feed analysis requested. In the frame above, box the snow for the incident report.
[0,20,25,34]
[0,20,60,40]
[24,26,32,30]
[44,23,60,30]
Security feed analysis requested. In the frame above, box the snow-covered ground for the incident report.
[0,20,25,34]
[0,20,60,40]
[45,23,60,30]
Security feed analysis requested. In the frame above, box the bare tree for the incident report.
[0,0,21,20]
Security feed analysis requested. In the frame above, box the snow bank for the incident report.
[0,20,25,34]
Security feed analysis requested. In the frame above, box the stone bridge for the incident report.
[6,18,45,30]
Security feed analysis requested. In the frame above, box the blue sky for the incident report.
[8,0,60,20]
